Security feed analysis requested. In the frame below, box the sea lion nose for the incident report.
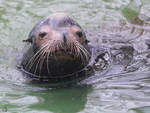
[63,33,67,44]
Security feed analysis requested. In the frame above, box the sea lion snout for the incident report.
[36,24,88,54]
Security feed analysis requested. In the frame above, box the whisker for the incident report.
[25,42,49,71]
[39,44,50,76]
[34,44,50,76]
[46,41,53,74]
[75,43,90,64]
[39,40,55,75]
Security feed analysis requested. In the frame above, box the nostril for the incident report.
[63,33,67,43]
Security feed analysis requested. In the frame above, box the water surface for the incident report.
[0,0,150,113]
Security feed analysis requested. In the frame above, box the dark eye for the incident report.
[85,40,90,43]
[39,32,47,39]
[76,31,83,38]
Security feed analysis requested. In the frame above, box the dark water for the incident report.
[0,0,150,113]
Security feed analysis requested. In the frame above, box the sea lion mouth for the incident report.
[44,45,74,55]
[45,48,80,62]
[38,40,91,63]
[54,48,72,54]
[48,48,75,60]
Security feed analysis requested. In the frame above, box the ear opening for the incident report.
[23,38,32,43]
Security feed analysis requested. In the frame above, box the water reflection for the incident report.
[28,85,92,113]
[132,106,150,113]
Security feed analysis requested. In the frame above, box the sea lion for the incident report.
[20,13,91,82]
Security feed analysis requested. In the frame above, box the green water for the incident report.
[1,0,150,113]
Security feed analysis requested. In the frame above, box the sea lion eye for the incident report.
[39,32,47,39]
[76,31,83,38]
[85,40,90,44]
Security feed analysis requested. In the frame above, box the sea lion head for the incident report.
[22,13,91,77]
